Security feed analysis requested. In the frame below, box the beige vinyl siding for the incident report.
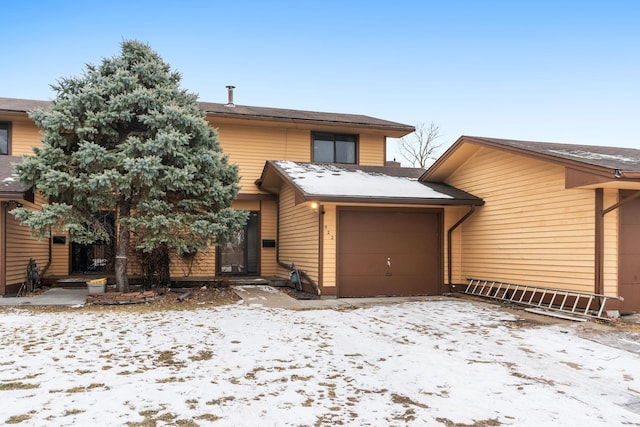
[49,235,70,276]
[6,116,42,156]
[171,250,215,277]
[4,201,49,288]
[213,123,311,194]
[447,148,596,292]
[359,134,385,166]
[258,199,278,276]
[321,204,337,293]
[277,185,319,281]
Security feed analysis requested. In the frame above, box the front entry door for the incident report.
[71,211,115,274]
[218,211,259,275]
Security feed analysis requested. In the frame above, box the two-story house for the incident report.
[3,94,640,314]
[0,94,482,297]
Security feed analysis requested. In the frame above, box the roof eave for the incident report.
[295,193,484,206]
[205,111,414,137]
[0,188,34,203]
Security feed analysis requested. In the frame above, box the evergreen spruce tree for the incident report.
[13,40,247,292]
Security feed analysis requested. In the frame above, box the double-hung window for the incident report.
[312,132,357,164]
[0,123,9,155]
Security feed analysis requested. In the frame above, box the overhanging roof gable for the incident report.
[423,136,640,184]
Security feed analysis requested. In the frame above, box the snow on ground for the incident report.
[1,299,639,426]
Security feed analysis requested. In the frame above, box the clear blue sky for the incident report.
[2,1,638,163]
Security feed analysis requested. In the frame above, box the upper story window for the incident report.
[0,122,8,155]
[312,132,357,164]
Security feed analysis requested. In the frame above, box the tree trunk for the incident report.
[158,242,171,286]
[115,199,131,293]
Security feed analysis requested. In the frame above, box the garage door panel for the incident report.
[341,232,434,254]
[341,231,411,253]
[338,209,441,297]
[339,276,393,297]
[341,254,390,275]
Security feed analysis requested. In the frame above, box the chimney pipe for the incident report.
[225,85,235,107]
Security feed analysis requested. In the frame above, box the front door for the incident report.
[218,211,259,275]
[71,211,115,274]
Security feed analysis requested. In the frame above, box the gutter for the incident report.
[447,205,477,291]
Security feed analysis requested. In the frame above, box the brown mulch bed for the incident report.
[85,282,241,309]
[84,281,320,308]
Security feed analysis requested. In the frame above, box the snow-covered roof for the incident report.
[0,156,31,198]
[259,161,483,205]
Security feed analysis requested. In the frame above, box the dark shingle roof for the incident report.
[0,97,414,135]
[199,102,415,133]
[465,136,640,172]
[0,97,50,113]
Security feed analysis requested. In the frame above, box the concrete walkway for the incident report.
[0,288,89,307]
[233,284,439,310]
[0,285,435,310]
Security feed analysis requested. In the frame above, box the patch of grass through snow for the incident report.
[5,411,36,424]
[0,381,39,391]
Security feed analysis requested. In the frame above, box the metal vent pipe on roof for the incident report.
[225,85,235,107]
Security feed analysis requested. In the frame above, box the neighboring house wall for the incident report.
[277,185,319,283]
[445,147,608,293]
[1,116,70,289]
[4,200,49,293]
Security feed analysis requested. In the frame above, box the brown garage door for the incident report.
[620,191,640,313]
[338,209,441,297]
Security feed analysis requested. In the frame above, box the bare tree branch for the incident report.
[399,122,443,168]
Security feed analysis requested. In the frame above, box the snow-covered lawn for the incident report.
[1,299,639,426]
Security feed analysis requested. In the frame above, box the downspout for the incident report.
[274,195,321,295]
[447,205,477,292]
